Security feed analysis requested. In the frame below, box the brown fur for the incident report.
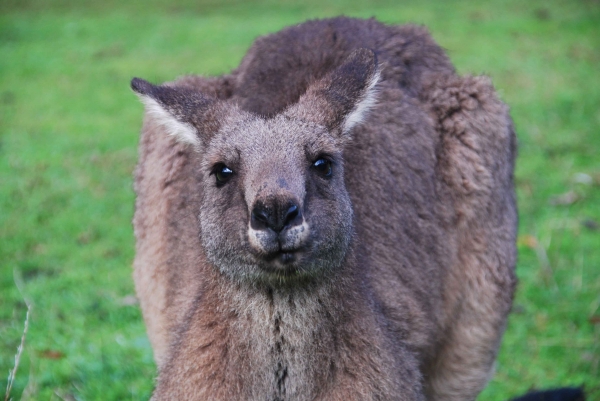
[131,17,517,401]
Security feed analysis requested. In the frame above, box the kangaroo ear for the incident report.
[286,48,380,137]
[131,78,223,147]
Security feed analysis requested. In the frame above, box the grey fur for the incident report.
[131,17,517,401]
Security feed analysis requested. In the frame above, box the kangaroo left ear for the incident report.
[131,78,224,148]
[285,48,380,137]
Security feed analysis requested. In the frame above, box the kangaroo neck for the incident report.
[154,264,412,401]
[217,276,350,400]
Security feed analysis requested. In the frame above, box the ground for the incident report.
[0,0,599,399]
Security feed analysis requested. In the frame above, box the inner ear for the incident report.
[285,48,380,136]
[131,78,223,147]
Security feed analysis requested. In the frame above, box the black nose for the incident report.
[251,200,301,233]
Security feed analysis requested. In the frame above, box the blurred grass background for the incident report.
[1,0,599,399]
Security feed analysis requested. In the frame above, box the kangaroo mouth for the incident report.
[264,249,298,265]
[254,247,308,278]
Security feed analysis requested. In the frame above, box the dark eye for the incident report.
[214,164,234,185]
[312,158,332,178]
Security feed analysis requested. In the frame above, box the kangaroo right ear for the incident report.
[285,48,380,139]
[131,78,223,147]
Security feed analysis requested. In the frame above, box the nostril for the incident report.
[283,205,299,227]
[252,208,269,224]
[251,205,270,231]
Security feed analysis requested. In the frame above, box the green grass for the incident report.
[1,0,599,399]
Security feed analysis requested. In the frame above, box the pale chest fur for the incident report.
[227,286,339,400]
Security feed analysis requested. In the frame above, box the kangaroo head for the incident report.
[132,49,379,285]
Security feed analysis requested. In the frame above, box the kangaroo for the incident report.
[131,17,517,401]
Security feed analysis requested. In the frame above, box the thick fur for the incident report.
[132,17,517,401]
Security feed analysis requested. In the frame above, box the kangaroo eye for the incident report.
[214,164,234,185]
[312,158,332,178]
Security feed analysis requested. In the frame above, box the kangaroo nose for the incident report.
[251,201,301,233]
